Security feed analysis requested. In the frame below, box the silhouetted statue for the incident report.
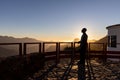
[78,28,88,63]
[77,28,88,80]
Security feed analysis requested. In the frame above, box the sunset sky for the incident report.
[0,0,120,41]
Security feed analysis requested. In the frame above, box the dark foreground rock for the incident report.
[0,53,45,80]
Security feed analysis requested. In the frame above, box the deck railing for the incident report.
[23,42,77,63]
[0,42,120,60]
[0,43,22,56]
[88,43,107,58]
[1,42,120,80]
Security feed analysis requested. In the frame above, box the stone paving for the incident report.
[91,59,120,80]
[27,58,120,80]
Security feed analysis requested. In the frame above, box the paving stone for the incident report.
[27,58,120,80]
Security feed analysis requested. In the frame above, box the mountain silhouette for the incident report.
[0,35,108,58]
[0,35,67,57]
[95,36,108,43]
[0,36,39,43]
[0,36,41,57]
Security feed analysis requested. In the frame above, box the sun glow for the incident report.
[74,21,106,41]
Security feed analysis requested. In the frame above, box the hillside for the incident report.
[0,35,109,57]
[0,47,17,57]
[0,36,41,57]
[95,36,108,43]
[88,36,108,51]
[0,36,66,57]
[0,36,40,43]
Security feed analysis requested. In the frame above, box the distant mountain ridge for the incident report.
[0,36,41,57]
[95,36,108,43]
[0,35,108,58]
[0,36,40,43]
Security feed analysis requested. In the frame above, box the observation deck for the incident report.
[0,42,120,80]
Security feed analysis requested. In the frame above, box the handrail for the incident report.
[0,42,120,60]
[23,42,75,63]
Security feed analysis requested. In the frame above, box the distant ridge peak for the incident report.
[0,35,41,43]
[95,36,107,43]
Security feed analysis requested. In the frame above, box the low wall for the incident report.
[0,53,45,80]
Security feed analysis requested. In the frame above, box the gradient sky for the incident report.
[0,0,120,41]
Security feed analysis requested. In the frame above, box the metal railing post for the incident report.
[88,43,91,53]
[56,42,60,63]
[39,43,41,53]
[19,43,22,56]
[43,42,45,53]
[71,42,74,60]
[24,43,27,55]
